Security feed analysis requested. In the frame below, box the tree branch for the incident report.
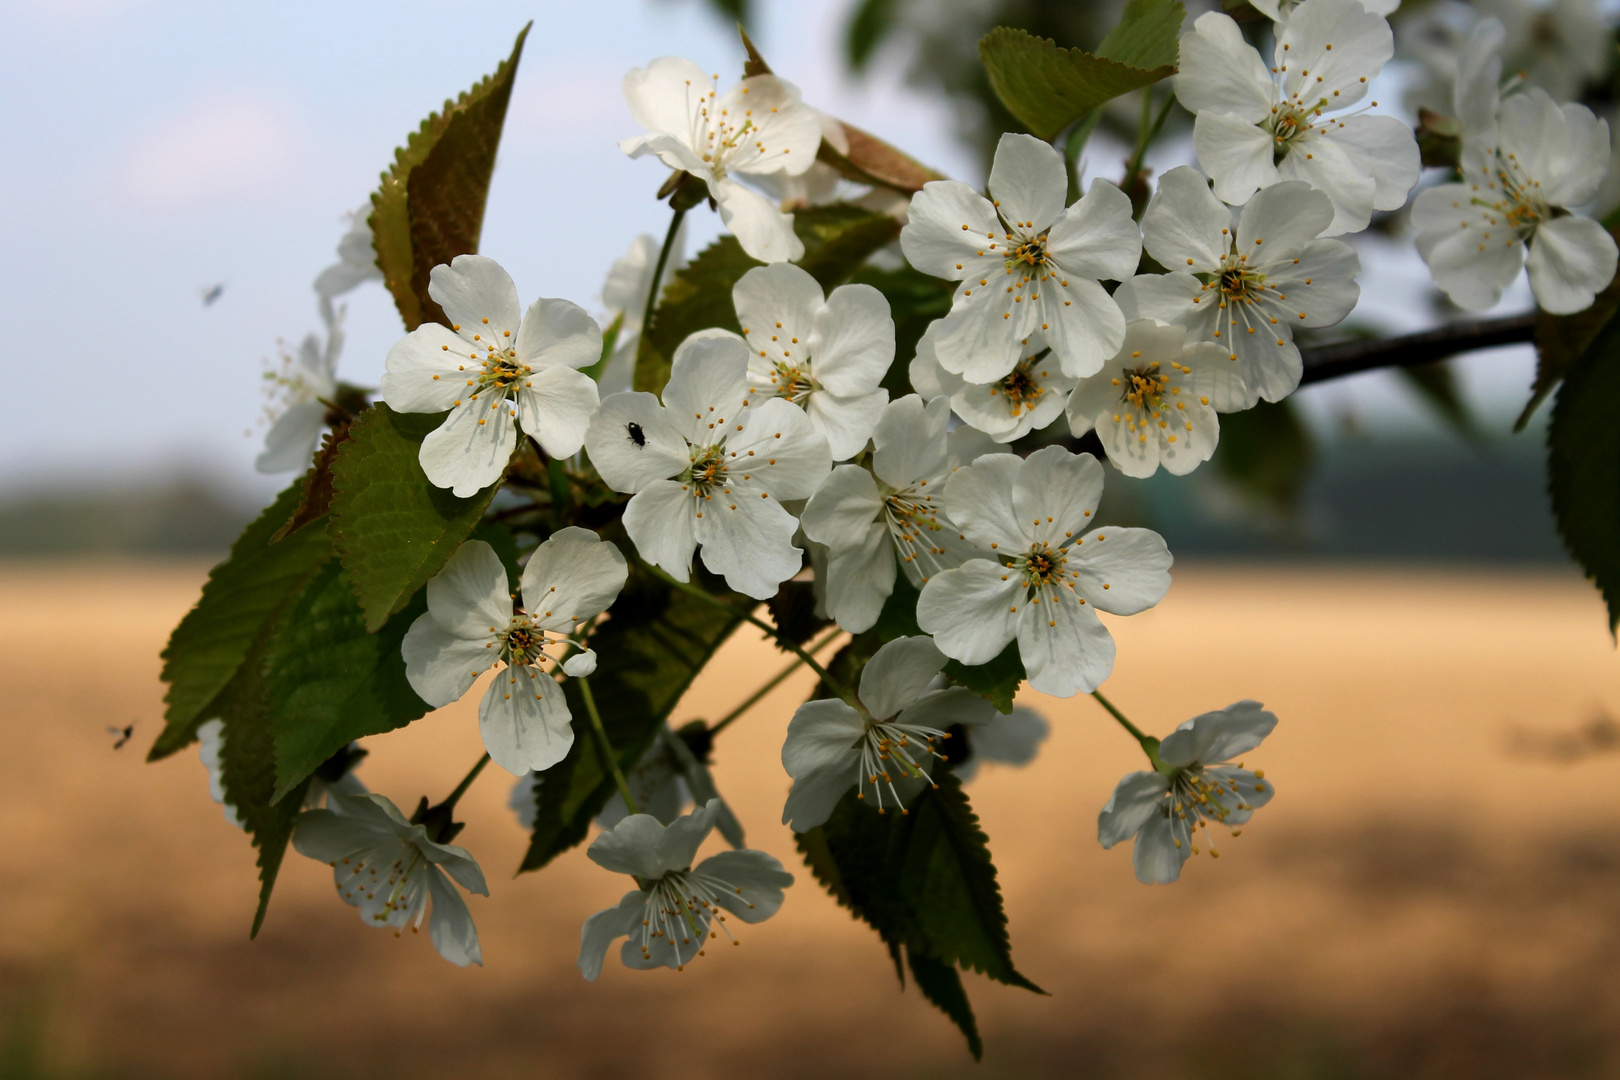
[1299,312,1536,386]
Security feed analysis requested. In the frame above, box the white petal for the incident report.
[823,523,896,633]
[987,132,1068,234]
[871,393,951,489]
[1262,238,1361,328]
[1038,276,1128,379]
[663,333,751,445]
[895,686,997,731]
[1234,180,1336,258]
[427,255,522,343]
[1097,771,1170,848]
[1012,445,1106,552]
[1277,0,1391,107]
[1331,114,1420,213]
[418,398,517,497]
[810,283,894,396]
[916,560,1021,666]
[964,705,1049,769]
[621,56,711,151]
[478,665,574,775]
[1069,526,1173,615]
[694,849,793,922]
[424,539,511,638]
[1414,188,1524,312]
[782,698,866,777]
[1275,135,1377,236]
[806,389,887,460]
[520,526,629,632]
[899,180,1001,279]
[943,453,1027,550]
[1175,12,1274,121]
[716,75,822,178]
[932,285,1028,383]
[1160,699,1278,766]
[401,616,498,707]
[1194,113,1278,207]
[731,396,833,501]
[426,865,482,967]
[578,890,645,981]
[734,263,823,371]
[380,323,478,414]
[588,814,672,879]
[1045,179,1141,282]
[1115,272,1205,327]
[561,649,597,676]
[858,635,948,720]
[255,402,325,474]
[1544,104,1611,209]
[1132,808,1189,884]
[515,296,601,372]
[1017,586,1114,697]
[693,478,803,600]
[713,178,804,263]
[516,365,599,459]
[801,465,885,550]
[1140,166,1231,272]
[1527,216,1619,315]
[623,480,699,582]
[584,391,688,494]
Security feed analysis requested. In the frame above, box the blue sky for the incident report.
[1,0,1542,498]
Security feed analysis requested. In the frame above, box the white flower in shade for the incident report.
[313,205,383,300]
[597,227,689,398]
[1118,168,1360,405]
[780,635,996,830]
[583,333,832,600]
[196,719,245,830]
[952,705,1050,783]
[1065,319,1249,478]
[379,254,602,497]
[1098,701,1278,884]
[1251,0,1397,24]
[578,799,792,979]
[292,792,488,967]
[1473,0,1609,105]
[1412,28,1617,315]
[255,308,344,474]
[620,57,823,263]
[799,394,994,633]
[900,133,1141,382]
[917,447,1172,698]
[401,532,628,776]
[723,262,894,460]
[910,322,1076,443]
[197,721,366,829]
[1175,0,1419,236]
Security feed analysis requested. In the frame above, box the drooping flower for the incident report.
[313,205,384,300]
[917,446,1172,698]
[401,532,628,776]
[899,132,1141,382]
[255,307,344,474]
[780,635,995,830]
[799,394,993,632]
[620,57,823,263]
[909,322,1076,443]
[1097,701,1278,885]
[952,705,1050,784]
[583,333,832,600]
[1117,167,1360,405]
[1411,23,1617,314]
[578,799,792,979]
[197,721,366,830]
[717,262,894,460]
[596,227,689,397]
[380,254,603,497]
[1065,319,1249,478]
[292,792,488,967]
[1174,0,1420,235]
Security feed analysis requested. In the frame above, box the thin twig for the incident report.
[579,677,638,815]
[640,206,686,351]
[1299,312,1536,385]
[709,624,844,736]
[441,753,491,814]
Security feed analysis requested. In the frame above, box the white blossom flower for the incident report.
[197,720,366,829]
[1065,319,1249,478]
[1097,701,1277,884]
[747,111,852,209]
[1175,0,1420,235]
[1412,26,1617,314]
[255,307,343,474]
[900,132,1141,382]
[917,446,1172,698]
[1117,167,1360,405]
[1251,0,1398,24]
[196,719,246,829]
[292,792,488,967]
[910,322,1076,443]
[380,254,602,497]
[596,227,688,397]
[620,57,823,263]
[313,205,383,300]
[799,394,993,633]
[1404,0,1609,109]
[721,262,894,460]
[583,333,831,600]
[401,532,628,776]
[781,635,995,830]
[952,705,1050,783]
[579,799,792,979]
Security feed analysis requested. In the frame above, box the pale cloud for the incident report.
[123,96,300,209]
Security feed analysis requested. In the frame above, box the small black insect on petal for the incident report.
[626,421,647,448]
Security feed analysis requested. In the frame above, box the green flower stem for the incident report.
[709,624,844,736]
[441,752,492,814]
[1122,90,1175,193]
[640,205,687,353]
[579,675,639,815]
[1091,690,1164,770]
[1063,111,1101,205]
[644,565,858,710]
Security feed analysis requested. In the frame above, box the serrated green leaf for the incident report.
[1523,253,1620,430]
[519,571,742,871]
[326,404,502,632]
[265,561,431,803]
[944,641,1025,714]
[371,24,530,331]
[637,205,904,394]
[979,8,1182,142]
[152,480,332,761]
[1548,317,1620,632]
[907,949,982,1059]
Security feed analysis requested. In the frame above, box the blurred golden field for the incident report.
[4,559,1620,1079]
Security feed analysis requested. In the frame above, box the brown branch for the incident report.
[1299,312,1536,385]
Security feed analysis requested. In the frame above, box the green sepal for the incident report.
[371,23,530,330]
[326,404,502,632]
[1548,315,1620,632]
[151,479,333,761]
[944,641,1026,714]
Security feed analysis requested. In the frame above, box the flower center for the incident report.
[1004,234,1050,271]
[685,443,728,490]
[880,480,953,581]
[1110,359,1195,447]
[1016,541,1068,589]
[476,348,530,397]
[499,615,549,666]
[1474,150,1550,232]
[854,718,952,814]
[636,866,755,970]
[989,352,1052,418]
[1263,101,1323,160]
[1158,766,1266,858]
[689,75,759,181]
[770,361,817,404]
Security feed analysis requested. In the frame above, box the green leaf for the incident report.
[845,0,901,70]
[1213,398,1315,511]
[327,404,502,632]
[907,949,983,1059]
[872,571,923,641]
[1548,316,1620,632]
[371,24,530,331]
[215,640,314,938]
[637,205,904,394]
[152,479,332,760]
[264,561,431,803]
[944,641,1025,714]
[1396,362,1480,441]
[979,2,1183,143]
[850,264,956,397]
[1523,255,1620,430]
[519,571,742,871]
